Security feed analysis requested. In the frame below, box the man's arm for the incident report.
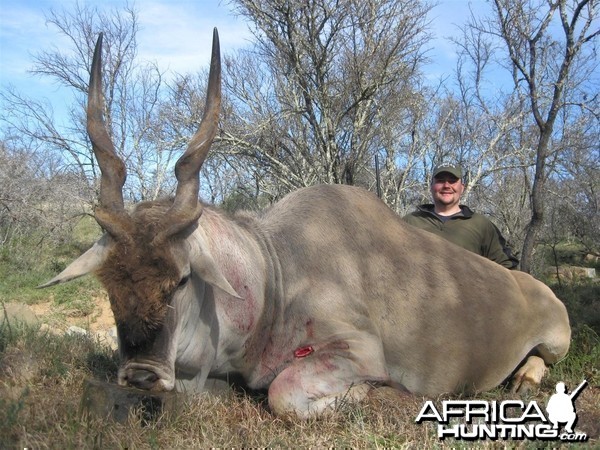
[486,222,519,270]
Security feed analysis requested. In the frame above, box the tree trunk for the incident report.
[520,124,552,273]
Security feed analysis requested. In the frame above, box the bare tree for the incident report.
[222,0,432,203]
[446,0,599,272]
[486,0,599,272]
[0,2,179,206]
[0,140,88,256]
[548,113,600,255]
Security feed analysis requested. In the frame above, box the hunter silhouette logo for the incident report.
[415,380,589,442]
[546,380,587,434]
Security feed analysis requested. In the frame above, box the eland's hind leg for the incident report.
[510,318,571,394]
[509,272,571,394]
[510,355,547,394]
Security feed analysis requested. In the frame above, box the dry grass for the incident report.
[5,219,598,448]
[1,322,598,449]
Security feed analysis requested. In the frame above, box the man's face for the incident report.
[431,172,464,207]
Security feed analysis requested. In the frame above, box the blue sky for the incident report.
[0,0,253,118]
[0,0,481,121]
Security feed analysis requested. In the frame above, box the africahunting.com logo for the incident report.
[415,380,589,442]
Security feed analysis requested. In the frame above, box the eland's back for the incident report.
[260,183,570,400]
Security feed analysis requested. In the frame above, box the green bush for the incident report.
[551,281,600,336]
[0,215,103,307]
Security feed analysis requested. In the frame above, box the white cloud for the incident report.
[135,1,252,74]
[0,0,252,120]
[0,3,52,80]
[1,0,483,114]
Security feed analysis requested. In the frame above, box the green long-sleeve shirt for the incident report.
[403,204,519,270]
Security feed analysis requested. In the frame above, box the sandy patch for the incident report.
[30,294,115,333]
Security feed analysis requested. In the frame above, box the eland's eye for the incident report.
[178,275,190,288]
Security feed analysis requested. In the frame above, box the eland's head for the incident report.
[40,29,240,390]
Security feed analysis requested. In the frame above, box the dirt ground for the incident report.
[29,294,115,333]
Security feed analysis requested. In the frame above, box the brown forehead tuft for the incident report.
[94,199,184,336]
[98,231,180,287]
[95,240,180,344]
[96,199,186,288]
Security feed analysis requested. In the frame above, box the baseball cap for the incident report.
[432,164,463,179]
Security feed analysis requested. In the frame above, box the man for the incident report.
[403,165,519,269]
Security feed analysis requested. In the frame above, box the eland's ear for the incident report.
[189,229,242,299]
[37,234,112,288]
[190,255,242,299]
